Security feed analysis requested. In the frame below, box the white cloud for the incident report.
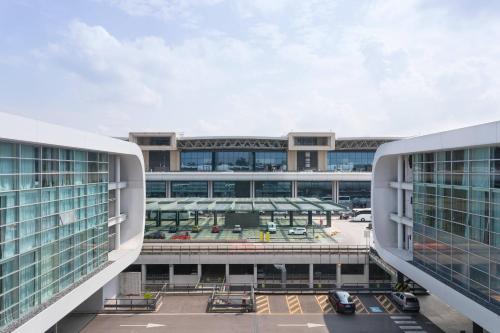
[10,0,500,137]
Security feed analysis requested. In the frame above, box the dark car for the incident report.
[168,226,178,233]
[145,231,165,239]
[328,290,355,314]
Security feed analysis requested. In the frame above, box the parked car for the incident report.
[352,208,372,222]
[168,225,178,233]
[145,231,165,239]
[267,222,277,234]
[191,225,201,233]
[211,225,221,233]
[391,292,420,312]
[339,209,353,220]
[328,290,355,314]
[232,225,242,233]
[288,227,307,235]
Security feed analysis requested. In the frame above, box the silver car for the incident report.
[391,292,420,312]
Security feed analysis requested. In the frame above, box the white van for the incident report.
[267,222,277,234]
[352,208,371,222]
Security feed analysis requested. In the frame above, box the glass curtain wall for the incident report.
[327,151,375,172]
[213,181,250,198]
[180,151,212,171]
[146,181,167,198]
[215,152,252,171]
[171,181,208,197]
[0,142,108,328]
[338,181,371,208]
[413,147,500,314]
[254,152,287,171]
[297,181,332,199]
[148,151,169,172]
[254,181,292,197]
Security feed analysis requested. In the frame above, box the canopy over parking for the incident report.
[146,197,347,227]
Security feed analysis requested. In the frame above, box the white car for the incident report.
[288,227,307,235]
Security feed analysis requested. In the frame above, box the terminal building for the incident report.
[372,122,500,332]
[129,131,397,207]
[126,131,399,294]
[0,113,145,333]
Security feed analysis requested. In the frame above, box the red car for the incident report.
[171,232,191,240]
[211,225,220,233]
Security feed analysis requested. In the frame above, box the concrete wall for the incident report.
[120,272,142,295]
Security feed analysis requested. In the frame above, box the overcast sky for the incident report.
[1,0,500,138]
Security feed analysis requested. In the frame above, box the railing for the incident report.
[141,243,370,255]
[104,284,166,312]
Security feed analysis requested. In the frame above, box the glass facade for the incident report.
[413,148,500,314]
[146,181,167,198]
[338,181,371,208]
[215,151,252,171]
[180,151,212,171]
[297,181,332,199]
[213,181,250,198]
[180,151,287,172]
[254,152,287,171]
[148,151,169,172]
[327,151,375,172]
[171,181,208,197]
[254,181,292,197]
[0,142,109,328]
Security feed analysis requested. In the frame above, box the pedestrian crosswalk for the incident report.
[390,316,426,333]
[255,295,270,314]
[315,295,335,313]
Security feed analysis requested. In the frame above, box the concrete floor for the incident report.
[81,294,443,333]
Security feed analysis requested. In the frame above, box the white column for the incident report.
[225,264,230,283]
[169,264,174,288]
[208,181,213,198]
[309,263,314,288]
[197,264,202,281]
[250,181,255,198]
[115,156,121,250]
[364,263,370,286]
[253,264,258,287]
[141,264,147,287]
[397,155,404,250]
[336,264,341,288]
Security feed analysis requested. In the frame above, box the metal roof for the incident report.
[145,197,347,212]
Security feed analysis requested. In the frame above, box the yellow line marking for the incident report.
[315,295,334,314]
[375,295,400,314]
[285,295,303,314]
[256,296,270,314]
[352,296,368,314]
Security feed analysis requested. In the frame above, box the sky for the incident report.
[1,0,500,138]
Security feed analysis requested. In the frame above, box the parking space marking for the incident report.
[375,295,401,314]
[352,296,368,314]
[285,295,303,314]
[314,295,335,314]
[256,295,270,314]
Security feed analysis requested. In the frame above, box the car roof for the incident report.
[335,291,351,300]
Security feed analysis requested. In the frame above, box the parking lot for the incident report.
[82,294,443,333]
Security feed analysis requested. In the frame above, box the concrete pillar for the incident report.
[293,181,298,198]
[208,181,213,198]
[115,156,121,250]
[197,264,202,281]
[364,263,370,287]
[225,264,230,283]
[281,267,286,289]
[213,212,217,226]
[397,223,404,250]
[308,211,313,225]
[141,264,147,287]
[336,264,341,288]
[250,181,255,198]
[271,212,274,222]
[166,181,170,198]
[289,211,294,226]
[326,211,331,227]
[169,264,174,288]
[194,211,199,226]
[175,211,180,226]
[253,264,258,287]
[309,263,314,288]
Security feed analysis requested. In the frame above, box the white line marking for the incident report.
[399,326,422,330]
[395,321,417,324]
[390,316,412,319]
